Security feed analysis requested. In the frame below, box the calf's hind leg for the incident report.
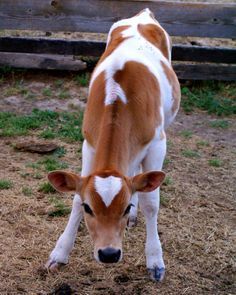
[139,134,166,281]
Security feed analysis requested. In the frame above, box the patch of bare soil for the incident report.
[0,71,88,114]
[0,74,235,294]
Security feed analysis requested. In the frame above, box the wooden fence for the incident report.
[0,0,235,80]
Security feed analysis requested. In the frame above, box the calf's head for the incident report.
[48,170,165,263]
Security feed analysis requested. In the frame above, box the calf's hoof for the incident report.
[45,259,66,272]
[148,267,165,282]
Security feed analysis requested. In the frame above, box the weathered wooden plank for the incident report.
[0,37,236,64]
[0,52,86,71]
[0,0,235,38]
[0,52,235,81]
[174,63,236,81]
[172,45,236,64]
[0,37,105,57]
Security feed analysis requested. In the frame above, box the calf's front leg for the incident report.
[139,190,165,281]
[45,194,83,271]
[139,134,166,281]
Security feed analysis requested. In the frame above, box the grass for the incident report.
[160,193,169,207]
[48,197,71,217]
[163,158,171,168]
[39,129,56,139]
[0,179,13,190]
[209,120,230,129]
[38,157,68,172]
[53,147,66,158]
[33,173,43,179]
[4,87,19,96]
[167,140,173,149]
[22,187,32,196]
[0,109,83,142]
[180,130,193,139]
[38,182,56,194]
[181,82,236,116]
[26,162,41,170]
[196,140,210,148]
[0,66,26,75]
[26,155,68,173]
[7,80,37,100]
[208,158,222,167]
[75,73,89,87]
[182,149,200,158]
[42,87,52,97]
[163,175,173,186]
[58,90,70,99]
[55,79,64,87]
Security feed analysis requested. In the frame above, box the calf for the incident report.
[46,8,180,281]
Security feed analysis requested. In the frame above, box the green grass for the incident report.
[33,173,43,179]
[55,79,64,87]
[163,158,171,168]
[75,73,89,87]
[4,87,21,96]
[42,87,52,97]
[180,130,193,139]
[3,79,30,97]
[38,157,68,172]
[209,120,230,129]
[22,187,32,196]
[48,197,71,217]
[208,158,222,167]
[182,149,200,158]
[26,162,41,170]
[167,140,173,148]
[25,91,36,100]
[58,90,70,99]
[0,66,26,75]
[0,179,13,190]
[181,82,236,116]
[26,155,68,173]
[20,172,30,178]
[163,175,173,186]
[53,147,66,158]
[38,182,56,194]
[39,129,56,139]
[160,193,169,207]
[0,109,83,142]
[196,140,210,148]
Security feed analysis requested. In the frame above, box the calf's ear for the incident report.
[48,170,83,193]
[131,171,165,193]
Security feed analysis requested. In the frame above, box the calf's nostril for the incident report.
[98,247,121,263]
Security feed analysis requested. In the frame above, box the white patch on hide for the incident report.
[94,176,122,207]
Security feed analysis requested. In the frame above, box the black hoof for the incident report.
[148,267,165,282]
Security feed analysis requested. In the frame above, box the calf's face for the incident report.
[48,170,165,263]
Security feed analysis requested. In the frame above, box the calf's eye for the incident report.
[82,203,94,216]
[124,204,134,216]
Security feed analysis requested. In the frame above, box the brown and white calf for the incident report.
[46,8,180,281]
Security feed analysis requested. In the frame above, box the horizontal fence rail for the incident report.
[0,0,235,38]
[0,37,236,64]
[0,1,235,80]
[0,51,235,80]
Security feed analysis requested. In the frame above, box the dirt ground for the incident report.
[0,71,235,295]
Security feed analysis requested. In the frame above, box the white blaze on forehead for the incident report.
[94,176,122,207]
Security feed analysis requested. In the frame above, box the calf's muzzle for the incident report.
[98,247,121,263]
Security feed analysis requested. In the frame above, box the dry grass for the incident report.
[0,72,235,294]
